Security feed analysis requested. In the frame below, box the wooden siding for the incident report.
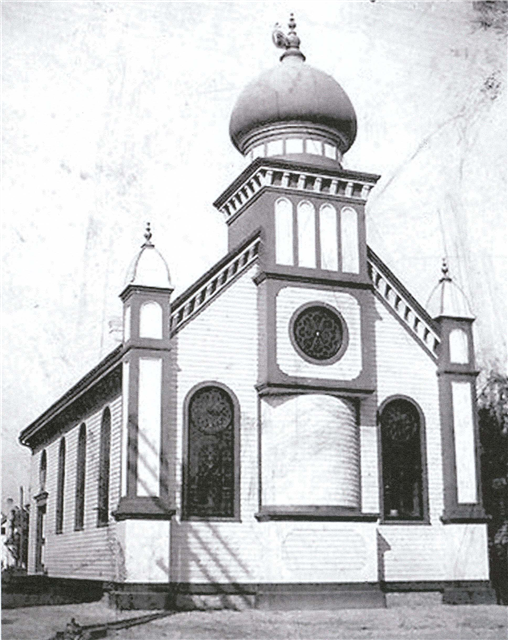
[27,395,123,580]
[373,298,489,582]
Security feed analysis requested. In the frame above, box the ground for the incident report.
[2,596,507,640]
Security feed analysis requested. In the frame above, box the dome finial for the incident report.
[440,257,452,282]
[142,222,154,248]
[272,13,305,62]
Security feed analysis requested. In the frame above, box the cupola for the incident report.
[229,15,357,169]
[124,223,172,289]
[427,259,474,320]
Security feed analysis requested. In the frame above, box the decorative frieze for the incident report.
[217,166,374,221]
[367,257,440,358]
[170,236,261,333]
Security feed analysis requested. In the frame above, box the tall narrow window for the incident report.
[341,206,359,273]
[449,328,469,364]
[55,438,66,534]
[97,408,111,526]
[39,450,47,493]
[319,204,338,271]
[183,384,239,519]
[297,201,316,268]
[275,198,294,265]
[380,398,426,520]
[75,424,86,530]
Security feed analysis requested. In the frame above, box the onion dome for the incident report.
[426,259,474,320]
[125,223,172,289]
[229,15,357,168]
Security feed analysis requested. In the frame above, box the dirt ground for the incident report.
[2,596,507,640]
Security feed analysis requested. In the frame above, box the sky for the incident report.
[2,1,506,506]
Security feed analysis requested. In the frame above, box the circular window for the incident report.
[189,387,234,435]
[290,302,348,364]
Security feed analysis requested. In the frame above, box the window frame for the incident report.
[74,423,87,531]
[55,438,66,534]
[97,407,111,527]
[378,395,430,524]
[182,381,241,522]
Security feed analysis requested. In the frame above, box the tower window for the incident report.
[379,398,427,521]
[139,301,163,339]
[39,450,47,493]
[449,328,469,364]
[183,384,239,519]
[55,438,66,534]
[97,408,111,526]
[75,423,86,531]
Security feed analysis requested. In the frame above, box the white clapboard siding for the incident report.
[171,264,262,582]
[28,394,122,580]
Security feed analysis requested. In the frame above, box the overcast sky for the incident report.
[2,1,506,506]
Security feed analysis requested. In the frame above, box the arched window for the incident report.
[75,424,86,530]
[275,198,294,266]
[449,328,469,364]
[139,301,163,339]
[39,450,47,493]
[379,398,426,521]
[55,438,66,533]
[183,384,239,519]
[297,200,316,268]
[97,408,111,526]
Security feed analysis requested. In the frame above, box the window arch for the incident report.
[75,424,86,530]
[39,450,47,493]
[379,397,427,521]
[139,301,163,339]
[97,408,111,526]
[183,383,240,519]
[275,197,294,266]
[55,438,66,533]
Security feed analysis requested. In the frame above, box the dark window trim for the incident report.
[55,438,66,534]
[74,423,86,531]
[288,300,349,366]
[97,407,111,527]
[377,395,430,524]
[182,381,241,521]
[39,449,47,493]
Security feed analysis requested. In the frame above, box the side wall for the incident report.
[28,394,123,581]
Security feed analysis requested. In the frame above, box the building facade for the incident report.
[20,18,494,609]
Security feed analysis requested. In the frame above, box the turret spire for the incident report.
[142,222,154,248]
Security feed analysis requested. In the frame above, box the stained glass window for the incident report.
[97,408,111,526]
[292,305,344,362]
[75,424,86,531]
[184,386,237,519]
[380,399,425,520]
[55,438,66,534]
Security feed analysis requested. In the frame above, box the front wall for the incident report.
[373,297,489,582]
[28,395,123,580]
[172,264,262,581]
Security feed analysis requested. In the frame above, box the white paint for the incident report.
[275,198,294,266]
[451,381,477,504]
[324,143,336,159]
[252,144,264,158]
[276,287,362,380]
[123,305,131,342]
[122,519,171,582]
[139,300,163,339]
[306,139,322,155]
[360,425,379,513]
[443,524,490,580]
[121,361,130,497]
[286,138,303,153]
[341,206,359,273]
[137,357,162,496]
[449,328,469,364]
[297,200,316,268]
[319,203,338,271]
[283,529,366,577]
[261,394,359,507]
[267,139,283,156]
